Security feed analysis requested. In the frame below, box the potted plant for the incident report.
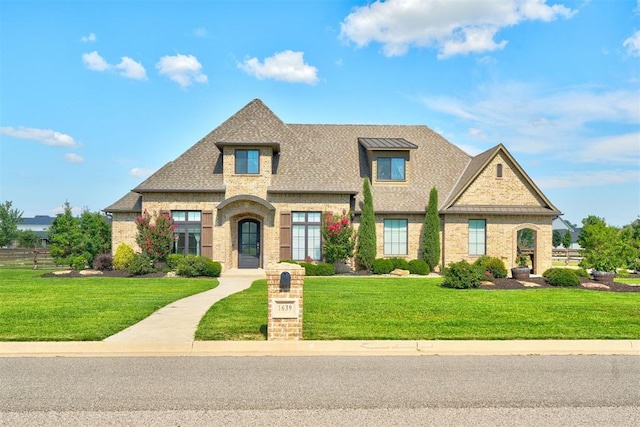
[591,257,616,284]
[511,254,530,280]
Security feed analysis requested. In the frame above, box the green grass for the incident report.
[616,278,640,286]
[196,277,640,341]
[0,269,217,341]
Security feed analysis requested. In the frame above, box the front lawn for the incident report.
[196,277,640,340]
[0,269,216,341]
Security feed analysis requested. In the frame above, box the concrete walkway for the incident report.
[103,269,265,343]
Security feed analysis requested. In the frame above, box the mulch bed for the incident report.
[483,275,640,293]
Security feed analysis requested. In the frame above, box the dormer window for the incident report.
[377,157,405,181]
[235,149,260,174]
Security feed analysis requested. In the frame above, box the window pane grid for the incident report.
[172,210,202,256]
[291,212,322,261]
[384,219,407,255]
[469,219,486,256]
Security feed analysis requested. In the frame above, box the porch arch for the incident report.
[512,223,541,274]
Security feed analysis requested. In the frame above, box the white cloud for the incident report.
[417,83,640,159]
[83,51,147,80]
[82,51,109,71]
[340,0,575,58]
[129,167,154,178]
[80,33,96,43]
[468,127,488,139]
[64,153,85,163]
[536,169,640,189]
[156,54,208,88]
[623,30,640,57]
[239,50,319,85]
[115,56,147,80]
[0,126,79,147]
[573,133,640,164]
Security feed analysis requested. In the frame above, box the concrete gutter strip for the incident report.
[0,340,638,357]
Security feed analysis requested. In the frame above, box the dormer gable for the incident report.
[358,137,418,185]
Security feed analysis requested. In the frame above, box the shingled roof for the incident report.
[107,99,555,215]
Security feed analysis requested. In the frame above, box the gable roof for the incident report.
[106,99,557,216]
[441,144,560,215]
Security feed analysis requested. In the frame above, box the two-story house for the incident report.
[106,99,560,274]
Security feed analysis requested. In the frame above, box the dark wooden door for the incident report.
[238,219,260,268]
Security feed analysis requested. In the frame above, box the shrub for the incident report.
[473,256,508,279]
[543,268,580,287]
[299,262,318,276]
[372,258,394,275]
[135,210,175,263]
[71,255,87,270]
[176,255,221,277]
[127,253,156,276]
[408,259,429,275]
[314,263,335,276]
[573,267,589,278]
[322,210,355,263]
[389,257,410,270]
[166,254,184,270]
[113,243,136,270]
[93,253,113,271]
[441,260,484,289]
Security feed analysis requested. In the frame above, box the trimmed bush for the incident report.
[113,243,136,271]
[314,263,335,276]
[166,254,184,271]
[71,255,87,271]
[408,259,429,275]
[389,257,410,270]
[177,255,221,277]
[543,268,580,287]
[573,267,589,278]
[441,260,484,289]
[299,262,318,276]
[372,258,394,275]
[127,253,156,276]
[93,253,113,271]
[473,256,508,279]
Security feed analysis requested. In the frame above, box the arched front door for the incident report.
[238,219,260,268]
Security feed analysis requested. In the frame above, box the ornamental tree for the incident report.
[135,210,175,263]
[322,210,355,264]
[422,187,440,272]
[356,178,376,270]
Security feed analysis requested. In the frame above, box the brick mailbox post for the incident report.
[267,263,304,340]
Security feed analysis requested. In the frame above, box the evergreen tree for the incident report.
[356,178,376,270]
[48,202,83,266]
[422,187,440,272]
[552,230,562,247]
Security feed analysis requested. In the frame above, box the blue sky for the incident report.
[1,0,638,227]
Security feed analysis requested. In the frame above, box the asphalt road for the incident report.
[1,355,638,426]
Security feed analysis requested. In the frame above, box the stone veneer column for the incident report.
[267,262,304,341]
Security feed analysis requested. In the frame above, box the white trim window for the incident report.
[384,219,408,255]
[468,219,486,256]
[292,212,321,261]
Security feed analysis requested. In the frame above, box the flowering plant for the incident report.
[135,210,176,263]
[322,210,355,263]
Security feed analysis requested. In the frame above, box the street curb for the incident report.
[0,340,638,357]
